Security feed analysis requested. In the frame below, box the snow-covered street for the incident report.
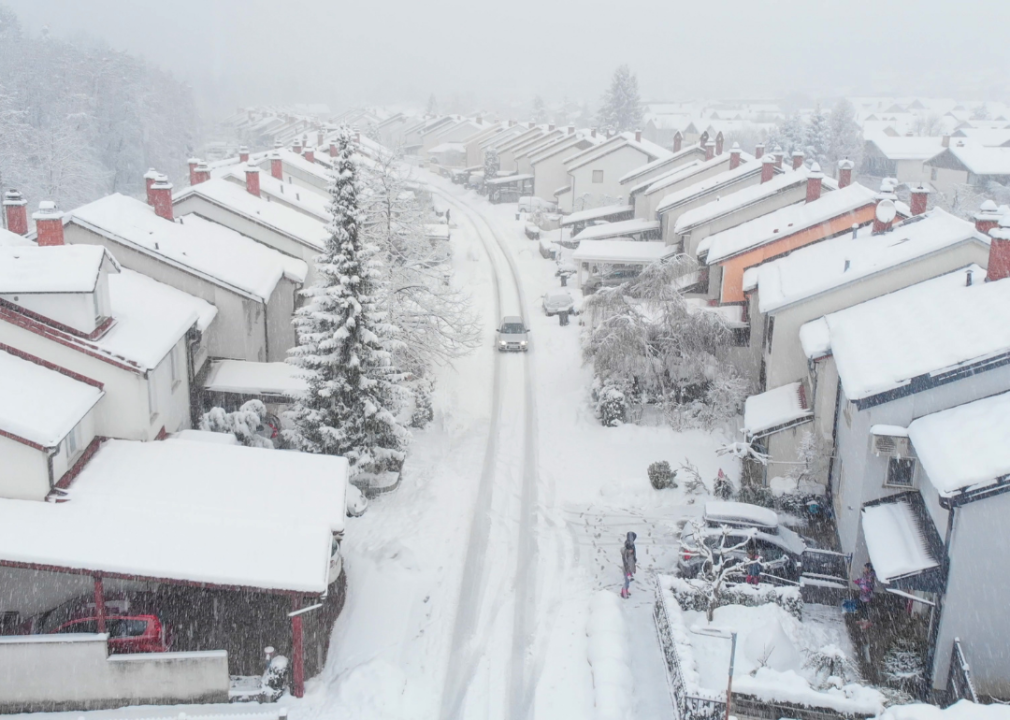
[277,173,738,720]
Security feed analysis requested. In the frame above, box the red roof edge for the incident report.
[0,342,104,390]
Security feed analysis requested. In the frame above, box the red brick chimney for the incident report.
[150,178,174,221]
[988,216,1010,282]
[293,140,302,155]
[568,125,575,135]
[792,150,805,170]
[3,190,28,235]
[872,197,897,234]
[317,129,324,147]
[330,142,337,158]
[270,153,283,181]
[975,200,1002,234]
[33,201,64,246]
[705,140,715,161]
[760,154,776,183]
[239,146,250,163]
[305,148,315,163]
[194,162,210,185]
[910,185,931,216]
[772,146,784,168]
[245,164,261,197]
[837,159,854,189]
[635,130,642,143]
[144,168,160,205]
[673,131,683,153]
[188,158,200,186]
[715,132,724,156]
[754,143,765,159]
[729,143,741,170]
[806,163,823,203]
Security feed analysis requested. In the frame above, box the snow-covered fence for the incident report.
[0,634,229,713]
[948,638,979,704]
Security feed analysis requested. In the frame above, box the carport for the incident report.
[0,438,349,697]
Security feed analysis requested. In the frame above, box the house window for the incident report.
[886,457,916,487]
[765,316,775,352]
[843,400,852,428]
[592,170,604,183]
[930,167,938,181]
[147,375,158,419]
[66,424,79,456]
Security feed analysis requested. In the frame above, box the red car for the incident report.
[18,597,171,654]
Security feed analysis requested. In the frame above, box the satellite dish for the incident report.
[875,199,897,224]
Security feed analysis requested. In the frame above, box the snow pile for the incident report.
[862,501,938,583]
[0,244,112,292]
[743,382,812,437]
[586,591,634,720]
[877,701,1010,720]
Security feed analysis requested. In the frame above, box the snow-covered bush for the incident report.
[648,461,677,490]
[261,654,289,701]
[735,484,776,508]
[410,379,434,429]
[199,400,274,449]
[668,575,803,621]
[678,459,707,495]
[881,636,926,694]
[805,644,858,689]
[592,379,627,427]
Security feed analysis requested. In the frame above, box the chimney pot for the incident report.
[568,125,574,135]
[975,199,1002,235]
[715,132,724,156]
[3,190,29,235]
[238,146,250,163]
[704,140,715,161]
[792,150,805,170]
[33,201,65,246]
[635,130,642,143]
[591,128,597,138]
[194,163,210,185]
[942,135,950,148]
[144,168,160,205]
[988,215,1010,281]
[305,148,315,163]
[329,142,337,158]
[317,130,324,147]
[188,158,200,186]
[910,185,931,216]
[772,146,784,168]
[245,164,261,197]
[837,158,854,189]
[729,143,742,170]
[673,131,683,153]
[806,164,824,203]
[754,143,765,159]
[760,155,776,183]
[270,153,283,181]
[150,179,174,222]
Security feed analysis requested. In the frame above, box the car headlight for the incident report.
[499,340,507,346]
[520,341,528,346]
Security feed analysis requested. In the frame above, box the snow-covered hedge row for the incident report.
[667,575,803,620]
[586,591,634,720]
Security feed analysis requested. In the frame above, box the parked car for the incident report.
[16,595,171,654]
[542,290,575,316]
[677,501,845,584]
[496,316,529,352]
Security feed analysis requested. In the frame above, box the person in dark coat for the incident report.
[620,532,637,598]
[745,547,762,585]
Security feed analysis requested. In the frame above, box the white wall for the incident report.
[0,436,49,501]
[657,169,762,231]
[569,146,650,209]
[636,155,733,221]
[0,292,100,335]
[0,635,229,712]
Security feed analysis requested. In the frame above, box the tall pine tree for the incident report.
[286,127,410,477]
[531,95,549,124]
[597,65,644,133]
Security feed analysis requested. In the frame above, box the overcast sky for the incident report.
[7,0,1010,117]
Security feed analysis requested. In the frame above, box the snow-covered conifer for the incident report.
[825,99,863,176]
[531,95,549,124]
[286,127,410,477]
[805,105,831,169]
[483,147,500,188]
[596,65,644,133]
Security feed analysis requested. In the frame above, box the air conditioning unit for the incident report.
[872,434,911,457]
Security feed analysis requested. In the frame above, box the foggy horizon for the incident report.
[6,0,1010,118]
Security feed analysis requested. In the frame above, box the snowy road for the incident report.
[435,189,542,720]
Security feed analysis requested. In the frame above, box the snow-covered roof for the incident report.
[70,194,307,301]
[571,240,672,264]
[865,135,945,161]
[566,132,670,172]
[221,169,330,222]
[675,170,813,235]
[862,500,939,583]
[173,178,329,249]
[704,501,779,529]
[808,265,1010,401]
[0,438,346,593]
[743,382,811,437]
[269,149,334,181]
[560,203,634,227]
[908,391,1010,496]
[950,127,1010,147]
[799,317,831,360]
[618,143,702,185]
[0,245,116,293]
[573,218,660,241]
[429,142,466,154]
[0,227,32,248]
[485,173,534,186]
[704,184,878,264]
[203,359,308,397]
[756,209,986,314]
[529,134,600,165]
[0,349,104,448]
[644,151,745,198]
[655,157,762,214]
[937,144,1010,175]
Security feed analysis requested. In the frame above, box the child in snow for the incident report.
[853,563,876,628]
[620,532,637,598]
[745,548,761,585]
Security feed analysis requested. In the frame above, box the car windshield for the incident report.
[107,618,149,638]
[502,323,525,334]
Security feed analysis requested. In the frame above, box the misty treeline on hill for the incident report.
[0,5,197,221]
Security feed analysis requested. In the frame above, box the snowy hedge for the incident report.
[666,575,803,620]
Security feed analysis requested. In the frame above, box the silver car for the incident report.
[496,316,529,352]
[542,289,574,316]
